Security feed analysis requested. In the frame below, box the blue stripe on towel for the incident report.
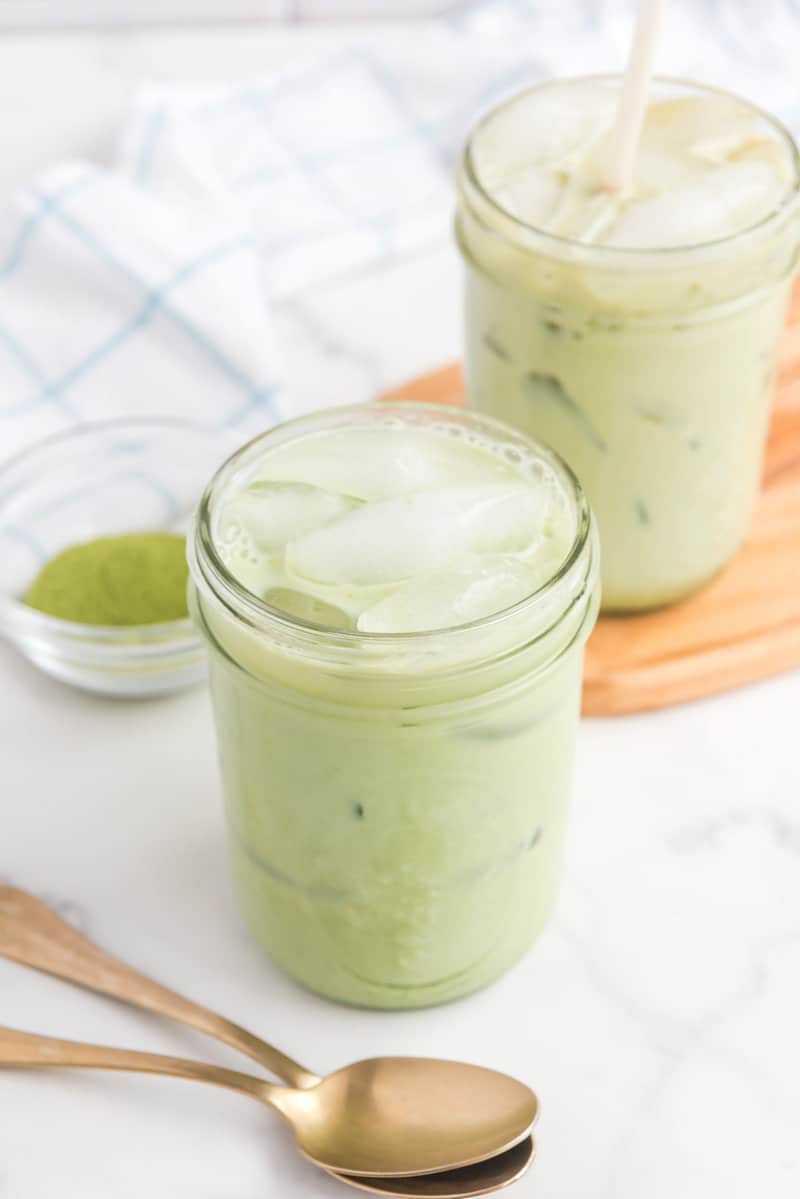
[133,106,168,184]
[38,211,276,410]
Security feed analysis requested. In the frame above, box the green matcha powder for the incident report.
[24,532,189,626]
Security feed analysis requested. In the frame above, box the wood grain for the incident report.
[380,288,800,715]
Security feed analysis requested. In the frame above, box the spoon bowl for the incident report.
[279,1056,537,1176]
[340,1137,535,1197]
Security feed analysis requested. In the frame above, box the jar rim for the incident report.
[458,74,800,266]
[189,401,596,659]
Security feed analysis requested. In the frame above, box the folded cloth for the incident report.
[0,161,282,457]
[1,0,799,464]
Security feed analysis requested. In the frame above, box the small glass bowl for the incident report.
[0,419,245,698]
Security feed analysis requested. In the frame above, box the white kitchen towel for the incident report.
[2,0,800,463]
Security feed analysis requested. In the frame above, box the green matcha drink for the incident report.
[457,77,800,610]
[189,403,599,1007]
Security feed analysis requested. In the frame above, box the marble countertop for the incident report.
[2,20,800,1199]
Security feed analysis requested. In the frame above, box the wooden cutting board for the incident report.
[380,286,800,716]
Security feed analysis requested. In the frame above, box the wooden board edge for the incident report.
[582,620,800,715]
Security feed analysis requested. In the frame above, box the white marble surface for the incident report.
[2,19,800,1199]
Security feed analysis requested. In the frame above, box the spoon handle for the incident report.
[0,887,319,1090]
[0,1024,295,1114]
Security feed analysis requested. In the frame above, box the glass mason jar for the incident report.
[457,77,800,611]
[188,403,599,1009]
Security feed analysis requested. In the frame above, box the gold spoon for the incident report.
[0,889,538,1184]
[0,906,537,1199]
[0,1025,534,1198]
[337,1140,535,1198]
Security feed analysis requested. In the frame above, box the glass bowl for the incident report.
[0,419,245,698]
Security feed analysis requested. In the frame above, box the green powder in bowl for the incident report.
[23,532,189,626]
[0,418,232,695]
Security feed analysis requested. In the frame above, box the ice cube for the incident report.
[631,143,705,193]
[641,94,792,186]
[642,95,767,161]
[219,481,361,553]
[254,426,512,500]
[548,180,620,243]
[608,162,785,248]
[472,80,616,188]
[495,166,563,226]
[262,586,355,631]
[357,557,542,633]
[286,483,546,586]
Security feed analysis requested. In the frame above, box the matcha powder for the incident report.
[23,532,190,626]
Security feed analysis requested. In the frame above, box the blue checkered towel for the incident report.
[2,0,799,463]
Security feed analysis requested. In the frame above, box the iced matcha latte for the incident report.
[189,404,598,1007]
[457,78,800,609]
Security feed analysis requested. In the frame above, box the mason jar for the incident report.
[188,403,599,1008]
[457,77,800,611]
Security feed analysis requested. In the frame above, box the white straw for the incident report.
[600,0,665,192]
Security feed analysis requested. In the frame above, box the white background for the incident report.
[1,10,799,1199]
[0,1,455,29]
